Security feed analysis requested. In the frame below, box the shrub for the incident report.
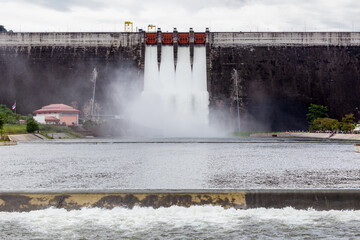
[26,119,39,133]
[0,115,4,139]
[309,118,339,132]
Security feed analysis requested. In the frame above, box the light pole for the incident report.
[234,69,241,132]
[91,68,97,117]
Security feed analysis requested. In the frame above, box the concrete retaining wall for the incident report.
[0,141,17,146]
[355,144,360,153]
[7,134,42,142]
[1,189,359,212]
[250,132,360,140]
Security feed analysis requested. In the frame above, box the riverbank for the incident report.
[250,132,360,140]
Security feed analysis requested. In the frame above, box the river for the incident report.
[0,137,359,239]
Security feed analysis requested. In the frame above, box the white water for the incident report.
[1,206,359,239]
[128,45,212,137]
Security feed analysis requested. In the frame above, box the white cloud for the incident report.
[1,0,359,32]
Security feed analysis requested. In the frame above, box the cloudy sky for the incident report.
[1,0,359,32]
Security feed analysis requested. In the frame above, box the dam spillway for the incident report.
[130,29,209,136]
[1,31,360,131]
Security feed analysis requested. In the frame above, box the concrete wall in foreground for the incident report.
[1,190,360,212]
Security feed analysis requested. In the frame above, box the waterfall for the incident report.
[131,44,210,137]
[192,46,209,125]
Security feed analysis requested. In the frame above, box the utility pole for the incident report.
[91,68,97,117]
[234,69,241,132]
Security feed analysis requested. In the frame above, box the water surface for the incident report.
[0,137,358,190]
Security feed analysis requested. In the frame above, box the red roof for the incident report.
[33,104,80,114]
[45,116,60,122]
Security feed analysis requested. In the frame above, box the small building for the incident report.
[354,124,360,133]
[33,104,80,126]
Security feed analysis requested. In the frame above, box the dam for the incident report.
[1,30,360,236]
[1,30,360,131]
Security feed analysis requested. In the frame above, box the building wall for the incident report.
[34,113,61,124]
[33,115,45,124]
[60,114,78,126]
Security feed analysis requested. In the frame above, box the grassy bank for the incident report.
[3,124,27,134]
[3,124,82,138]
[39,125,82,138]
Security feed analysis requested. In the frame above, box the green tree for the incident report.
[339,113,356,132]
[0,25,7,33]
[309,117,339,132]
[0,115,4,140]
[306,104,329,122]
[321,118,340,130]
[309,118,322,131]
[342,113,355,124]
[26,118,39,133]
[0,104,19,123]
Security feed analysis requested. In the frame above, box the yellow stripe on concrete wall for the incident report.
[0,192,246,212]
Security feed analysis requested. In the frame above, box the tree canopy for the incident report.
[309,117,340,132]
[306,104,329,122]
[342,113,355,124]
[0,25,7,33]
[0,104,22,123]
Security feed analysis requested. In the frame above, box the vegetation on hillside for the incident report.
[0,104,24,123]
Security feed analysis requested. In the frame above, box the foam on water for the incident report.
[1,206,359,239]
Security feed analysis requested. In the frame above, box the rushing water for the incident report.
[130,45,210,137]
[1,206,360,239]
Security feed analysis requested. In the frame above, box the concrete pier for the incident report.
[0,141,17,146]
[355,144,360,153]
[1,189,360,212]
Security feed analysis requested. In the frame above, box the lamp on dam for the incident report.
[124,21,133,32]
[148,24,156,32]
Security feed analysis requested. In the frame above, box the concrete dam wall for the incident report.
[1,32,360,131]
